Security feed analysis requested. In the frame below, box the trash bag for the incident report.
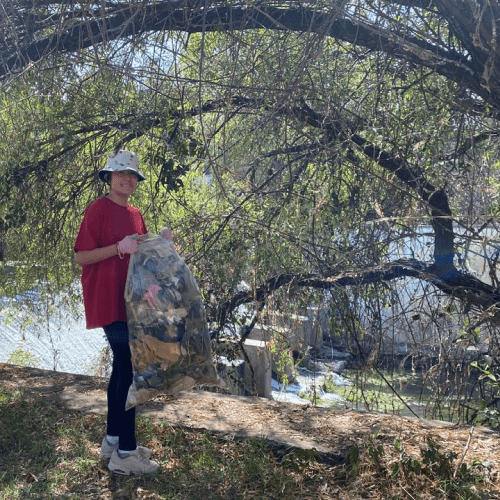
[124,228,223,410]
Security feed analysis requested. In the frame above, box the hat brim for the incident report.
[98,167,146,182]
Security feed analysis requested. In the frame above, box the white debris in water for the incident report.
[271,366,352,407]
[299,367,353,386]
[320,392,345,403]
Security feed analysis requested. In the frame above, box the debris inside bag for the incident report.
[124,228,223,409]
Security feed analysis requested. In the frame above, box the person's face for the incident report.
[110,170,139,196]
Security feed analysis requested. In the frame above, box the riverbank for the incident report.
[2,362,500,499]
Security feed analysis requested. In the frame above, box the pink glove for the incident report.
[117,235,138,256]
[144,284,161,308]
[161,228,173,241]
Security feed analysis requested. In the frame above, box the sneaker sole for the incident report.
[108,464,158,476]
[108,464,133,475]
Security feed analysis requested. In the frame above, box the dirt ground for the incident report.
[2,362,500,481]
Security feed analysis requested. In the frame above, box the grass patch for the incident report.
[323,369,434,414]
[349,435,490,500]
[0,386,495,499]
[0,387,341,499]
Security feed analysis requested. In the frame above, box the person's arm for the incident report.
[75,234,140,266]
[75,244,119,267]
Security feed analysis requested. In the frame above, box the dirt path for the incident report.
[2,362,500,474]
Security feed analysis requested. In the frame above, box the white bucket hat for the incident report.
[98,150,146,182]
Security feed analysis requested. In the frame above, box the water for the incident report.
[0,297,485,417]
[0,294,107,375]
[0,291,352,406]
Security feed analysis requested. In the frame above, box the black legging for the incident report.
[102,321,137,451]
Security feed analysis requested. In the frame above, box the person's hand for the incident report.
[144,284,161,308]
[160,228,173,241]
[117,235,138,256]
[160,228,175,249]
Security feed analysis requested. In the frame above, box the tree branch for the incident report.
[214,258,500,327]
[0,2,485,103]
[292,99,455,269]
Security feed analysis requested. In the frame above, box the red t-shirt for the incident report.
[74,197,148,329]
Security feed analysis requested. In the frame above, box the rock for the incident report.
[316,344,353,362]
[306,358,351,375]
[307,360,331,372]
[330,360,349,374]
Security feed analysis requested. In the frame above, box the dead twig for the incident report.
[453,425,474,479]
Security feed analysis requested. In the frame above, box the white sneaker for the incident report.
[100,437,152,460]
[108,448,159,475]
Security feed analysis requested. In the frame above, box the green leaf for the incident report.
[394,439,403,452]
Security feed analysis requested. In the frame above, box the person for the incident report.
[74,150,159,475]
